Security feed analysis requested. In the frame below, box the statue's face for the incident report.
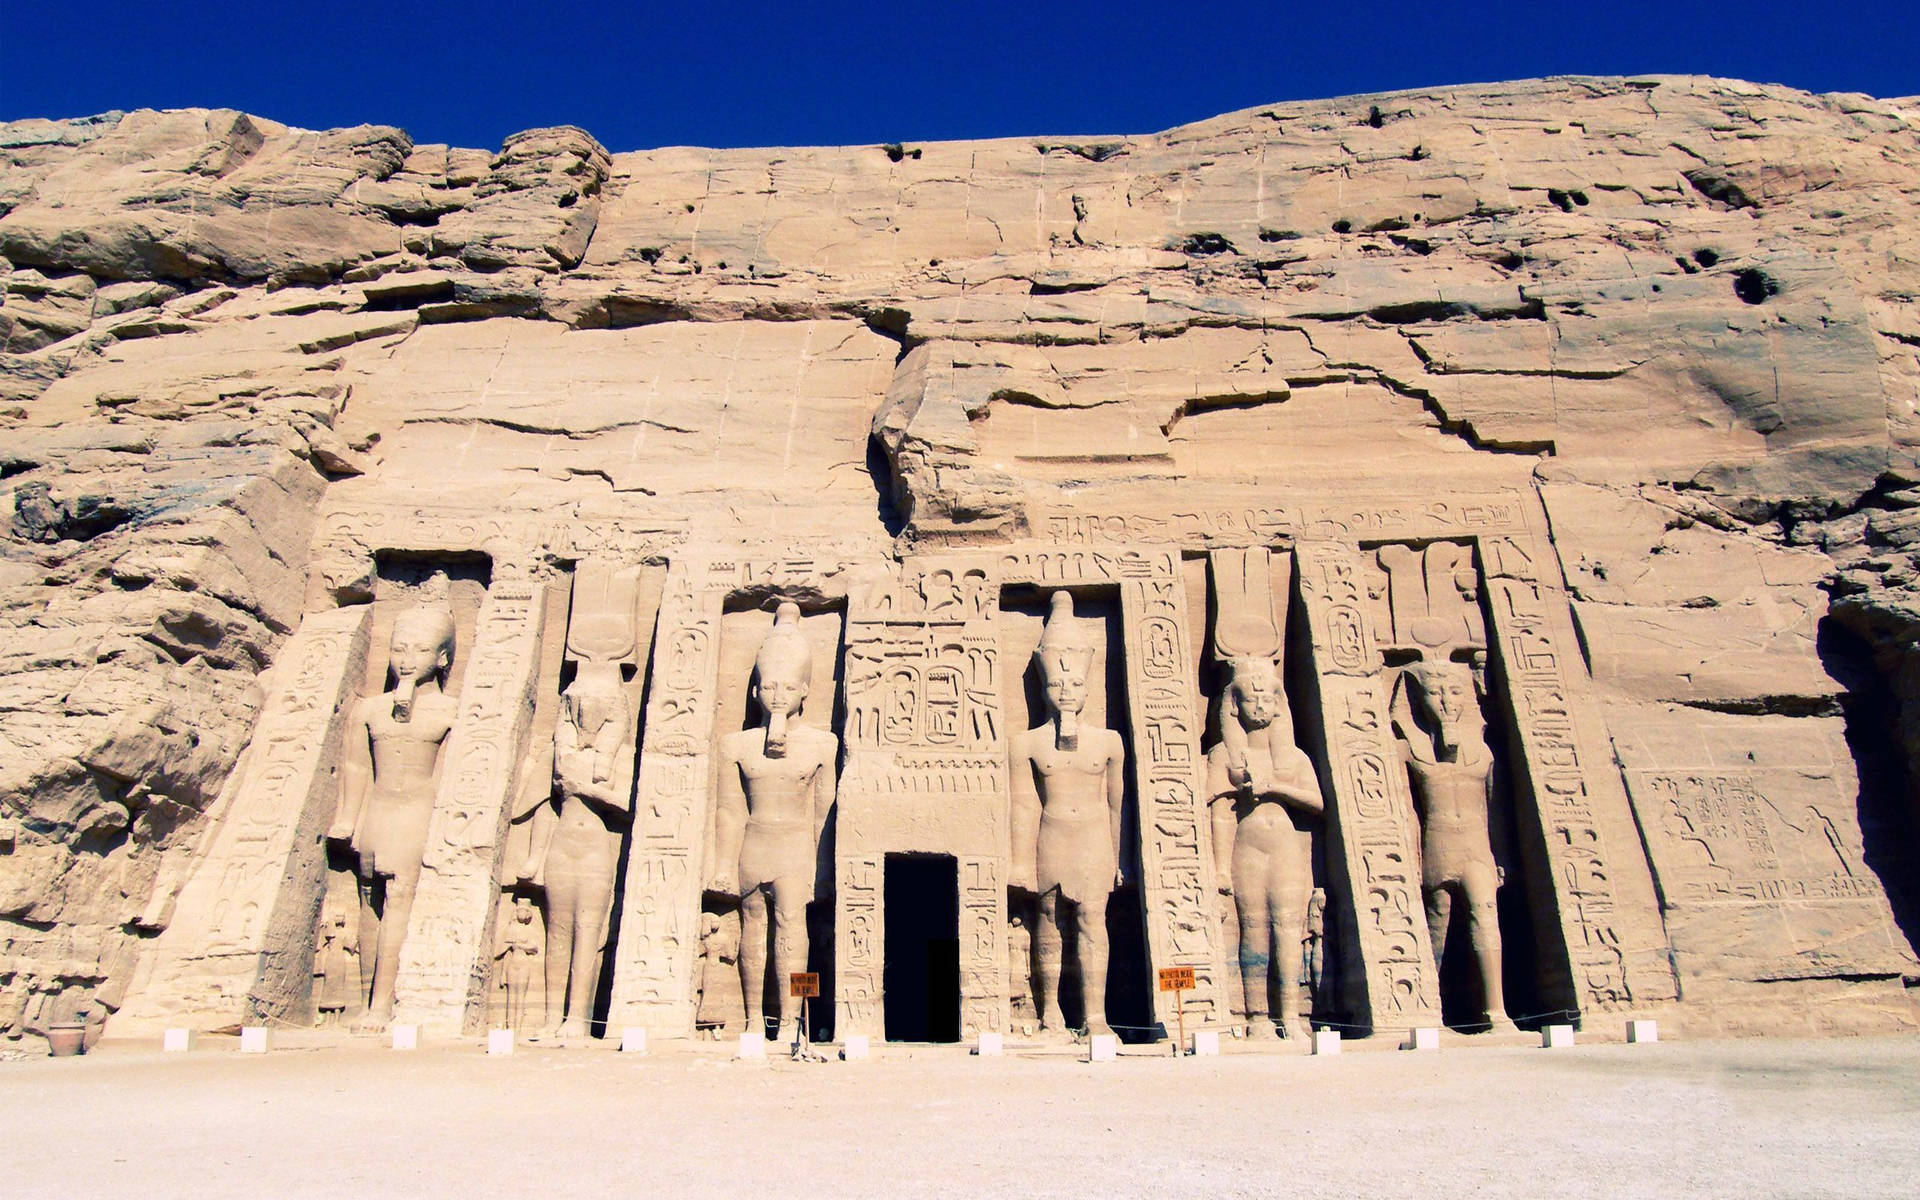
[1416,669,1474,724]
[389,621,449,684]
[1232,667,1282,728]
[1041,658,1089,716]
[757,671,809,720]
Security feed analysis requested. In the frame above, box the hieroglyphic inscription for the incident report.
[606,557,723,1032]
[391,581,546,1034]
[1637,773,1888,905]
[1000,544,1229,1029]
[1035,493,1529,548]
[1478,536,1650,1012]
[837,562,1007,1038]
[115,606,372,1030]
[1294,540,1442,1028]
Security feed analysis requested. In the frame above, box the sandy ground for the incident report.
[6,1033,1918,1199]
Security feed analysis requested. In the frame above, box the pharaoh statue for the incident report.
[495,895,541,1030]
[1010,591,1126,1040]
[326,601,458,1032]
[709,602,839,1042]
[518,662,633,1039]
[1207,657,1323,1039]
[1393,658,1518,1033]
[312,908,356,1027]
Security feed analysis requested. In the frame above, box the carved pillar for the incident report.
[1477,535,1679,1014]
[606,557,722,1033]
[391,580,547,1034]
[1294,540,1443,1031]
[114,606,372,1032]
[1118,560,1232,1031]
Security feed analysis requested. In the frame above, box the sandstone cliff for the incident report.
[3,76,1917,1043]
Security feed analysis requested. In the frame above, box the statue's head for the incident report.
[753,602,812,753]
[1034,591,1096,720]
[1403,659,1480,750]
[562,661,625,738]
[1226,657,1284,729]
[513,895,534,923]
[389,604,456,685]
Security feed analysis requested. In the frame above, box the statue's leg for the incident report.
[354,872,379,1011]
[1424,882,1454,983]
[739,886,770,1036]
[359,869,415,1029]
[1236,866,1274,1037]
[1078,892,1113,1038]
[1271,880,1312,1039]
[1462,863,1515,1031]
[564,838,620,1039]
[770,879,811,1042]
[1034,890,1066,1036]
[544,871,580,1035]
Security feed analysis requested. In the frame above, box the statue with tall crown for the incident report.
[327,591,458,1032]
[708,602,839,1042]
[1010,591,1127,1040]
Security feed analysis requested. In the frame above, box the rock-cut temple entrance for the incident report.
[883,854,960,1043]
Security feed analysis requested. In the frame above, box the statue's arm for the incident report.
[811,736,838,846]
[329,701,372,842]
[1276,750,1326,817]
[1008,740,1040,892]
[709,744,746,895]
[1209,785,1236,894]
[590,703,629,785]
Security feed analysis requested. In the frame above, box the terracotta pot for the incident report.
[46,1022,87,1057]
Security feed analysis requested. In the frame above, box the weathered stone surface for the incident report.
[3,75,1918,1049]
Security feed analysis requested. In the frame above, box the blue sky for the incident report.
[4,1,1916,152]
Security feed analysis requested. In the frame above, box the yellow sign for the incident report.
[1158,966,1196,992]
[789,972,821,998]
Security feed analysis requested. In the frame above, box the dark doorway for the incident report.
[884,854,960,1042]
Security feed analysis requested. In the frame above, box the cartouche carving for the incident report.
[709,602,839,1042]
[326,600,458,1032]
[1010,590,1126,1039]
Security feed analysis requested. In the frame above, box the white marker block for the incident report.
[239,1027,271,1054]
[1190,1030,1220,1057]
[1626,1019,1659,1044]
[162,1028,195,1053]
[1313,1029,1342,1056]
[842,1035,870,1061]
[390,1025,419,1051]
[1542,1023,1575,1049]
[619,1027,649,1054]
[1088,1033,1118,1062]
[976,1031,1004,1057]
[736,1031,766,1060]
[1402,1027,1441,1051]
[487,1029,515,1056]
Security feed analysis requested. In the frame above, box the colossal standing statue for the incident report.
[1010,591,1127,1040]
[709,602,839,1042]
[1206,657,1323,1039]
[326,602,458,1032]
[1394,659,1518,1033]
[518,663,633,1039]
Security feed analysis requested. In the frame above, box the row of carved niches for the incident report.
[1002,587,1156,1041]
[315,557,490,1031]
[698,601,844,1042]
[1366,541,1562,1031]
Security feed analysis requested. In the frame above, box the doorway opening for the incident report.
[883,853,960,1042]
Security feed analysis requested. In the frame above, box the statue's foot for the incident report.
[1247,1017,1281,1041]
[1485,1012,1520,1035]
[777,1019,802,1045]
[351,1010,390,1035]
[1284,1016,1313,1042]
[555,1018,588,1043]
[1085,1019,1115,1040]
[1034,1023,1075,1045]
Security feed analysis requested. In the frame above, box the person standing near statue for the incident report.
[708,602,839,1043]
[1207,657,1323,1040]
[1394,658,1518,1033]
[1010,591,1126,1041]
[327,602,458,1033]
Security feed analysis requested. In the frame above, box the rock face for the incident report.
[3,76,1917,1048]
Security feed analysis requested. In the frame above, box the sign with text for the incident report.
[1158,966,1196,992]
[789,972,821,998]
